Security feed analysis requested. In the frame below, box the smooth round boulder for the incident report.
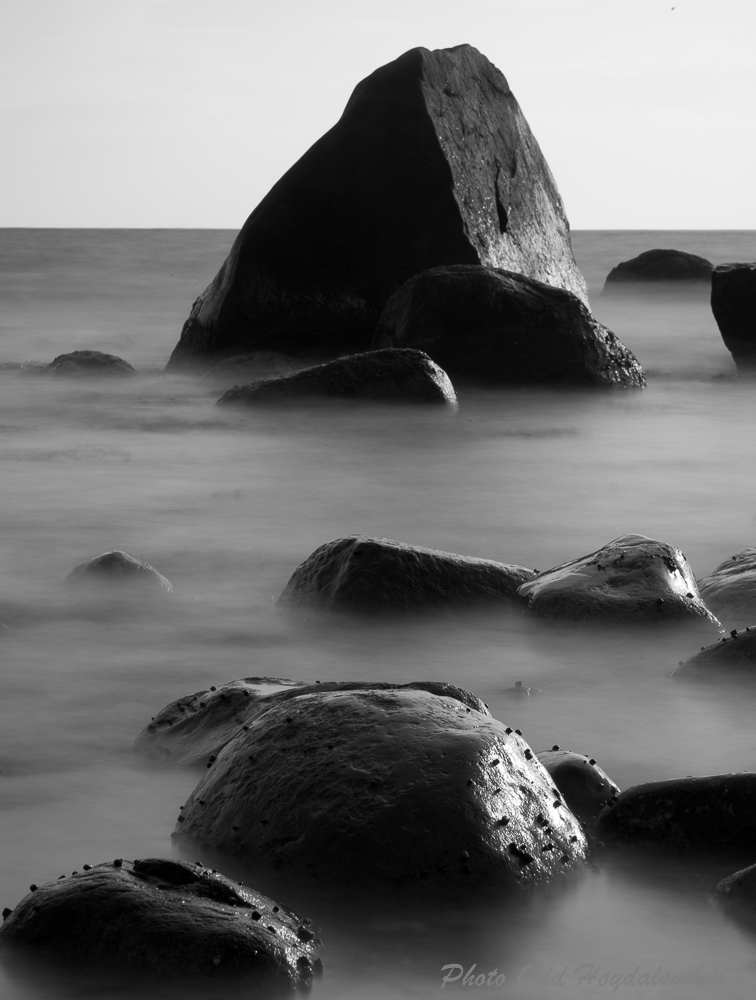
[536,749,620,833]
[0,858,321,989]
[710,263,756,371]
[65,550,173,592]
[602,249,712,290]
[518,533,722,628]
[216,348,457,409]
[200,351,298,384]
[173,684,589,887]
[42,350,138,377]
[698,548,756,625]
[372,265,644,387]
[597,773,756,851]
[277,535,536,614]
[673,627,756,679]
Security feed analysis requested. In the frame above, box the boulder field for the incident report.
[166,44,590,370]
[710,263,756,372]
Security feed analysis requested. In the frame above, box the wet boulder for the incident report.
[199,351,298,384]
[372,265,645,387]
[536,749,620,833]
[697,548,756,625]
[277,535,537,614]
[711,263,756,371]
[216,349,457,409]
[65,550,173,592]
[43,350,138,377]
[173,683,588,886]
[597,773,756,851]
[0,858,321,988]
[518,533,722,628]
[673,627,756,679]
[166,44,589,370]
[602,249,712,291]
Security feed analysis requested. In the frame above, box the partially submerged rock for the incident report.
[711,263,756,371]
[518,533,722,628]
[200,351,298,383]
[166,44,588,370]
[602,249,712,290]
[172,683,588,886]
[697,548,756,625]
[536,749,620,833]
[673,627,756,679]
[0,858,321,988]
[717,863,756,908]
[277,535,537,614]
[65,550,173,592]
[43,350,138,377]
[216,349,457,409]
[597,773,756,851]
[372,265,645,387]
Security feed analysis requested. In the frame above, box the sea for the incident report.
[1,228,755,1000]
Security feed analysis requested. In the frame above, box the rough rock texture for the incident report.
[0,858,321,988]
[65,550,173,592]
[199,352,299,383]
[277,535,537,614]
[698,548,756,625]
[711,263,756,371]
[536,749,620,833]
[673,627,756,679]
[518,533,722,628]
[166,44,589,370]
[216,349,457,409]
[372,265,644,386]
[597,774,756,852]
[602,249,712,289]
[173,683,588,886]
[43,350,138,377]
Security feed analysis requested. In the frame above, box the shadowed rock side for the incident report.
[602,249,712,291]
[65,550,173,592]
[698,548,756,626]
[173,686,588,886]
[673,627,756,679]
[372,265,644,386]
[717,863,756,909]
[43,350,138,376]
[166,44,588,370]
[0,858,321,989]
[711,263,756,371]
[277,535,537,614]
[536,749,620,834]
[199,352,299,384]
[518,533,722,628]
[135,678,489,767]
[216,349,457,409]
[597,774,756,852]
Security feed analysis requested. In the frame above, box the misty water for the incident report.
[1,228,756,999]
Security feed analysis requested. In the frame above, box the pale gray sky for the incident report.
[1,0,753,228]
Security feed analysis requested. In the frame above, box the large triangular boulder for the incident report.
[166,45,589,371]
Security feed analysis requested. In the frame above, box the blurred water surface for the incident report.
[1,229,756,1000]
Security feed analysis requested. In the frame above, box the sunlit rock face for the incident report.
[277,535,537,615]
[673,627,756,679]
[372,265,645,387]
[65,550,173,592]
[597,774,756,852]
[697,548,756,626]
[518,533,722,628]
[710,263,756,371]
[166,44,589,370]
[536,749,620,834]
[0,858,321,989]
[215,349,458,409]
[172,684,588,887]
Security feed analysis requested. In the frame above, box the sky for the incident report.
[1,0,753,229]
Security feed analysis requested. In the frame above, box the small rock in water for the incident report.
[710,263,756,372]
[697,547,756,626]
[673,626,756,679]
[42,350,138,377]
[503,681,541,697]
[602,248,712,292]
[65,550,173,592]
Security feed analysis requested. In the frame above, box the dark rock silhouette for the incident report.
[536,749,620,833]
[0,858,320,988]
[172,683,588,886]
[602,249,712,291]
[673,627,756,678]
[277,535,536,614]
[167,44,589,370]
[518,533,722,628]
[42,350,138,376]
[697,547,756,626]
[65,550,173,592]
[711,263,756,371]
[372,265,644,386]
[199,351,298,384]
[216,349,457,409]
